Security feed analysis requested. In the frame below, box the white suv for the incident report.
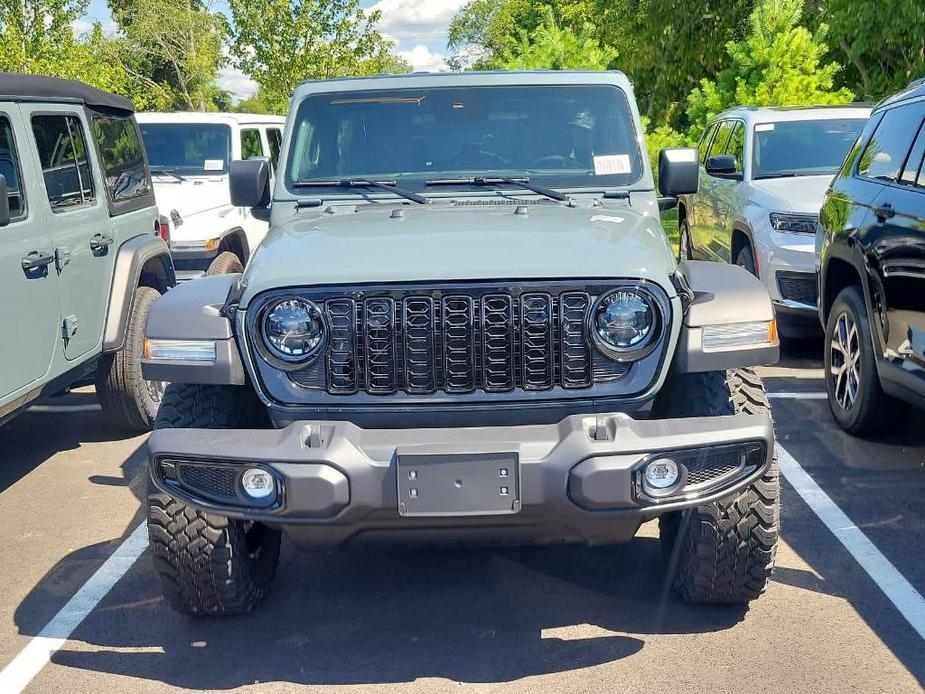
[137,112,285,280]
[679,105,870,336]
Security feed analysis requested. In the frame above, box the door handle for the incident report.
[21,250,55,270]
[89,233,114,253]
[874,202,895,222]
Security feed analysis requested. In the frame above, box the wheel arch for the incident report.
[730,223,756,269]
[219,227,250,264]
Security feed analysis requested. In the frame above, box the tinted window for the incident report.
[708,121,734,160]
[858,103,925,182]
[241,128,263,159]
[140,123,231,175]
[286,85,645,191]
[699,123,717,164]
[753,118,866,179]
[267,128,282,168]
[0,116,26,219]
[92,114,150,202]
[727,121,745,172]
[899,119,925,187]
[32,114,95,210]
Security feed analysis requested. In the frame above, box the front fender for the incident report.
[672,260,779,373]
[141,273,246,385]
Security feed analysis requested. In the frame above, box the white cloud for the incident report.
[217,66,258,103]
[399,44,449,72]
[367,0,467,41]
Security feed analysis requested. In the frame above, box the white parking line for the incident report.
[778,445,925,642]
[0,522,147,693]
[768,392,828,400]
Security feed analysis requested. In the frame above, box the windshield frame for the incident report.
[282,83,647,199]
[750,117,868,180]
[139,122,233,177]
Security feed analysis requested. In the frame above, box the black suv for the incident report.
[818,78,925,434]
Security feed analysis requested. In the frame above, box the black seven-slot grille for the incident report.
[286,287,632,396]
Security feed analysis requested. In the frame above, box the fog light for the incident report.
[241,468,275,500]
[643,458,680,491]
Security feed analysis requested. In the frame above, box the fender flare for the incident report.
[102,234,176,353]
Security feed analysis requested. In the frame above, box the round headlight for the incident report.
[591,288,658,360]
[262,298,326,363]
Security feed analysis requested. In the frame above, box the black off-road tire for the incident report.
[96,285,163,433]
[678,217,692,261]
[653,369,780,604]
[147,383,280,616]
[206,251,244,276]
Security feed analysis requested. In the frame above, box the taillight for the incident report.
[157,216,170,244]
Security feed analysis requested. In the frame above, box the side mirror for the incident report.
[705,154,739,178]
[658,147,699,200]
[229,159,270,209]
[0,175,9,227]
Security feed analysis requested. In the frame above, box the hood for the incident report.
[239,200,676,307]
[748,174,833,214]
[151,176,230,223]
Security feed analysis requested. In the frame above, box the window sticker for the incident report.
[755,123,775,132]
[203,159,224,171]
[593,154,631,175]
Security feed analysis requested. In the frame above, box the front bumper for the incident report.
[148,411,773,547]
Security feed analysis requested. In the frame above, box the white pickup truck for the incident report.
[137,112,285,280]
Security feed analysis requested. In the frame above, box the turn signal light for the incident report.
[702,320,777,351]
[144,338,217,362]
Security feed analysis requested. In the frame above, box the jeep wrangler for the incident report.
[0,73,173,432]
[142,71,780,615]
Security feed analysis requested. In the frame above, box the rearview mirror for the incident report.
[0,175,10,227]
[705,154,739,178]
[658,147,699,199]
[229,159,270,209]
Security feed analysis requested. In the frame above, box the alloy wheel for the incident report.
[830,311,861,410]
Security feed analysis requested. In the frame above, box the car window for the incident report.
[92,114,151,203]
[708,121,734,160]
[0,116,26,220]
[699,123,717,164]
[267,127,282,169]
[727,121,745,172]
[241,128,264,159]
[32,114,95,211]
[858,102,925,182]
[899,117,925,187]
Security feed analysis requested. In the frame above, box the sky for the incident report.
[84,0,468,101]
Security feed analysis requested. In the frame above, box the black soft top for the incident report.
[0,72,134,113]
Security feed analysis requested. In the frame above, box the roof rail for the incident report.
[907,77,925,89]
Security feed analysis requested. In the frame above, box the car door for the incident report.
[238,126,270,254]
[712,119,746,262]
[692,120,734,260]
[853,100,925,371]
[0,104,60,401]
[26,104,110,361]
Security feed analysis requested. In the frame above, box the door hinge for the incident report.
[54,247,71,272]
[62,314,79,341]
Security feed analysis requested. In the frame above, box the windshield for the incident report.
[751,118,866,179]
[285,85,644,194]
[139,123,232,175]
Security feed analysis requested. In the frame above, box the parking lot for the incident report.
[0,341,923,694]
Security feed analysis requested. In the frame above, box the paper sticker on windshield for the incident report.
[203,159,224,171]
[593,154,631,175]
[755,123,775,132]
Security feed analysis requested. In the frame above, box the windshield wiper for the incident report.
[150,167,187,182]
[293,178,428,204]
[426,176,569,202]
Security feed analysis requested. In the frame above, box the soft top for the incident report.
[0,72,134,113]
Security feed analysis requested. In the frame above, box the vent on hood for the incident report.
[451,198,555,206]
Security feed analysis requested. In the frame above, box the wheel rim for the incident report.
[830,311,861,410]
[145,378,166,404]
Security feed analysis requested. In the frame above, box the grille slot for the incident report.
[326,298,358,394]
[482,294,515,392]
[442,296,476,393]
[559,292,592,388]
[364,297,398,394]
[403,297,437,393]
[776,271,818,306]
[520,293,554,390]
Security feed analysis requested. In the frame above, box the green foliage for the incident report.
[684,0,854,138]
[495,8,615,71]
[227,0,410,113]
[640,116,690,183]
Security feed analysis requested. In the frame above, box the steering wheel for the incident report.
[530,155,585,169]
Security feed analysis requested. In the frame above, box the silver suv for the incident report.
[679,105,870,336]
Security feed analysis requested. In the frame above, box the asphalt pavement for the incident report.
[0,342,923,694]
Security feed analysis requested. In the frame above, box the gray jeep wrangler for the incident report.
[0,74,173,431]
[143,71,780,615]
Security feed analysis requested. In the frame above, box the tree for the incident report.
[496,8,615,71]
[108,0,228,111]
[685,0,854,138]
[227,0,410,113]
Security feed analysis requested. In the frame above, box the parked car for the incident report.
[137,112,286,280]
[142,70,781,615]
[0,73,174,431]
[818,79,925,434]
[679,105,870,337]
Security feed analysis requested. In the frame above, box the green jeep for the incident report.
[143,71,781,615]
[0,74,174,431]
